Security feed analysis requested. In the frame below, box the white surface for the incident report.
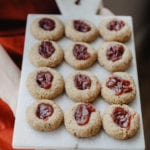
[13,14,145,150]
[56,0,102,15]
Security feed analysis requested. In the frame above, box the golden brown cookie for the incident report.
[98,41,132,72]
[64,103,102,137]
[26,99,63,131]
[99,17,131,43]
[65,19,98,42]
[26,67,64,99]
[30,16,64,40]
[102,104,140,139]
[101,72,136,104]
[29,40,63,67]
[65,71,101,103]
[64,42,97,69]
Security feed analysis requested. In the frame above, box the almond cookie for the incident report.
[26,67,64,99]
[30,16,64,40]
[102,104,140,139]
[26,99,63,131]
[64,103,101,137]
[65,19,98,42]
[64,42,97,69]
[101,72,136,104]
[65,71,101,102]
[99,17,131,43]
[98,42,132,72]
[29,40,63,67]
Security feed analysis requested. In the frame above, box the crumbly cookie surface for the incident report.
[64,103,102,137]
[102,104,140,139]
[29,40,63,67]
[65,19,98,42]
[30,16,64,40]
[99,17,131,43]
[64,42,97,69]
[26,99,64,131]
[26,67,64,99]
[101,72,136,104]
[98,41,132,72]
[65,71,101,102]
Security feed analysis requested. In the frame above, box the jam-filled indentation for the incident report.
[36,71,53,89]
[73,44,90,60]
[107,20,125,31]
[74,103,95,125]
[73,20,91,32]
[39,18,55,31]
[106,76,132,95]
[74,74,91,90]
[39,41,55,58]
[106,44,124,62]
[111,107,131,128]
[36,103,54,120]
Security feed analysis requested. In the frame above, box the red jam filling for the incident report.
[74,103,96,125]
[106,76,132,95]
[107,20,125,31]
[39,18,55,31]
[111,107,131,128]
[106,45,124,62]
[36,103,54,120]
[39,41,55,58]
[73,20,91,32]
[73,44,90,60]
[36,71,53,89]
[74,74,91,90]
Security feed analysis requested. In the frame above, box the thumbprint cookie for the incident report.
[99,17,131,43]
[65,71,101,103]
[30,16,64,40]
[101,72,136,104]
[102,104,140,139]
[29,40,63,67]
[65,19,98,42]
[64,42,97,69]
[98,42,132,72]
[64,103,101,137]
[26,99,63,131]
[26,67,64,99]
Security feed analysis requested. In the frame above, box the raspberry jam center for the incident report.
[74,104,95,125]
[36,71,53,89]
[74,74,91,90]
[36,103,53,120]
[39,41,55,58]
[39,18,55,31]
[73,20,91,32]
[107,20,125,31]
[73,44,90,60]
[106,76,132,95]
[106,45,124,62]
[111,107,131,128]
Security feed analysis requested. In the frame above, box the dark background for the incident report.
[104,0,150,149]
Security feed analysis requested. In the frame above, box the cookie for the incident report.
[101,72,136,104]
[64,103,101,137]
[26,67,64,99]
[29,40,63,67]
[102,104,140,139]
[99,17,131,43]
[64,42,97,69]
[65,71,101,102]
[98,41,132,72]
[65,19,98,42]
[26,99,63,131]
[30,16,64,40]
